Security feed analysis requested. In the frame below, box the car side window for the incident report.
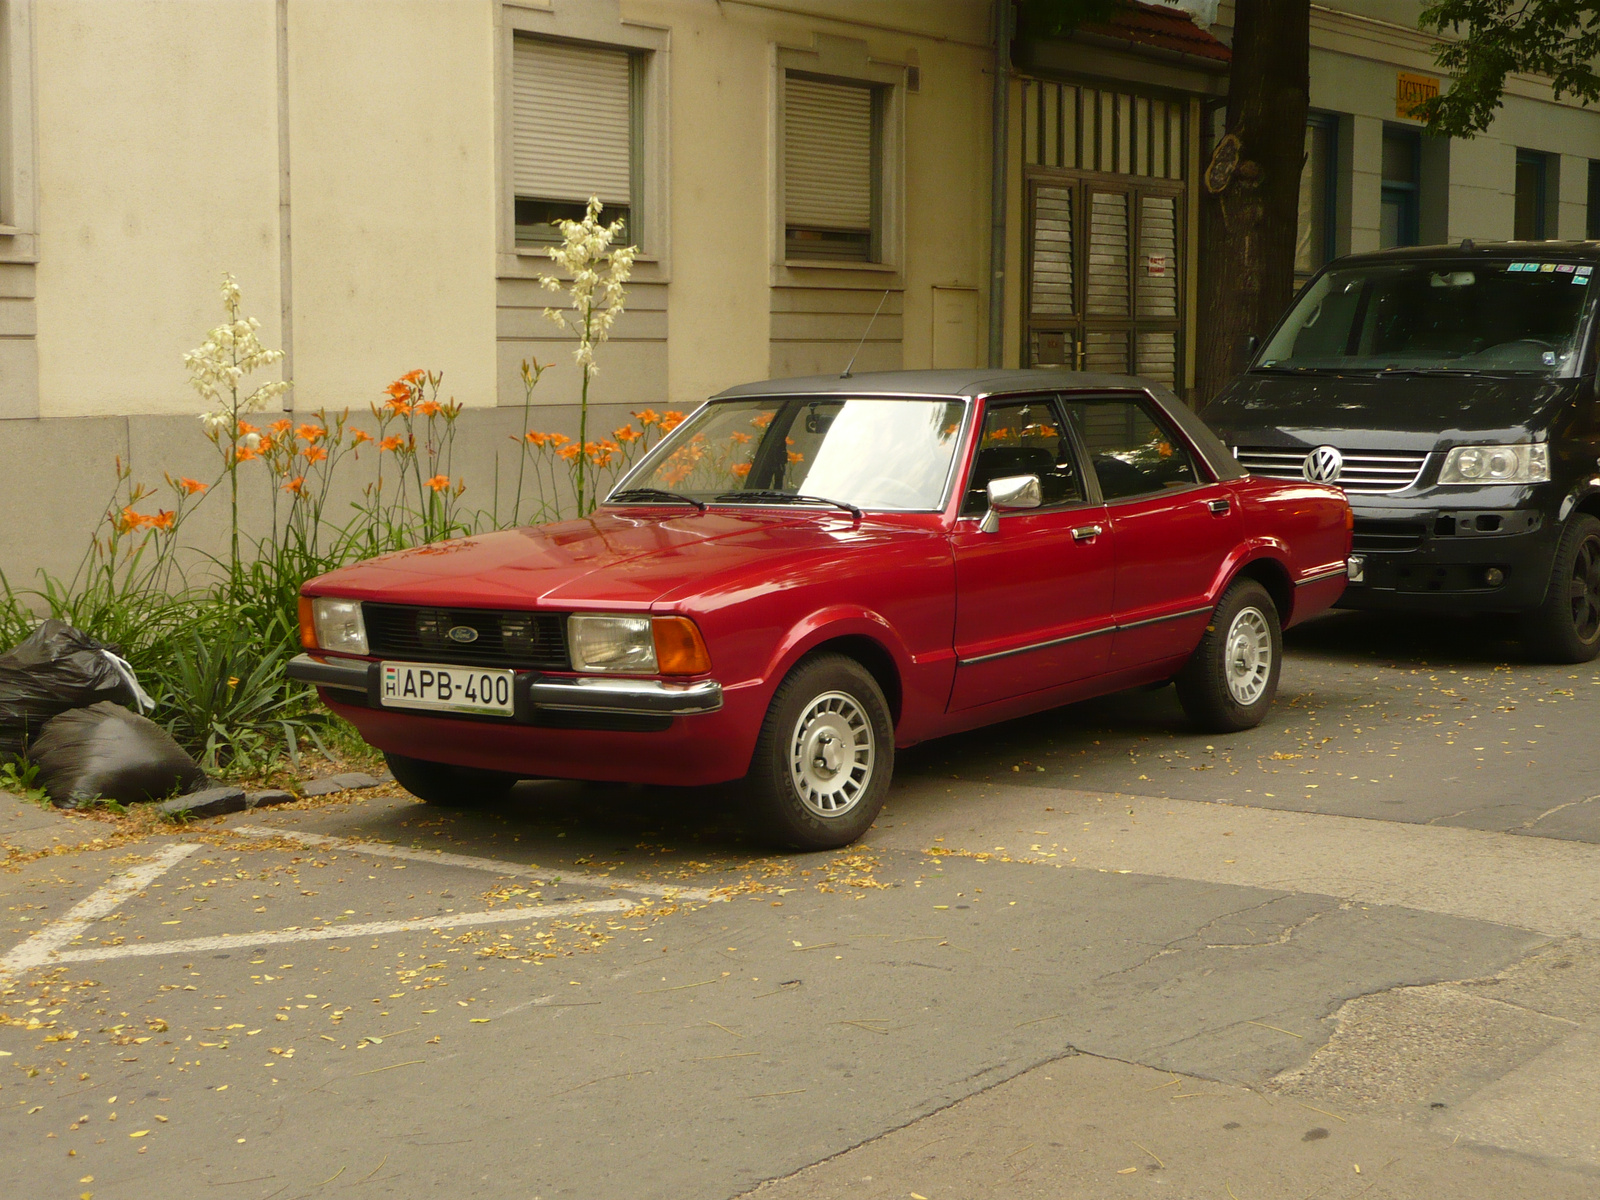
[1062,397,1200,502]
[961,399,1084,515]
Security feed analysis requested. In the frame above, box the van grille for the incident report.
[1351,518,1426,553]
[1234,447,1429,495]
[362,604,569,669]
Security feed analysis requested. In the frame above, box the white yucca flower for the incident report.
[187,272,291,428]
[539,197,636,380]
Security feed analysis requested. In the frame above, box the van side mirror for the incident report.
[1236,334,1261,373]
[979,474,1042,534]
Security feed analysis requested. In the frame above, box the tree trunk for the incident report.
[1195,0,1310,406]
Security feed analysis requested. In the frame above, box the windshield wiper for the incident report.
[1376,366,1484,377]
[714,489,864,519]
[608,487,707,511]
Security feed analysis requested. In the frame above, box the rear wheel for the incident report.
[744,654,894,851]
[385,752,519,807]
[1521,514,1600,663]
[1175,579,1282,733]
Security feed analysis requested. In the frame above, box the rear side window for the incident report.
[962,398,1084,514]
[1063,396,1199,501]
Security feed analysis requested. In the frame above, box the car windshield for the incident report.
[611,396,969,511]
[1257,259,1596,374]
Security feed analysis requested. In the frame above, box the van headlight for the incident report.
[568,614,657,673]
[1438,444,1549,485]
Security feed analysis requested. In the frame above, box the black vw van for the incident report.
[1202,242,1600,662]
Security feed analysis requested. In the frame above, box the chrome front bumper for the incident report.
[287,654,723,716]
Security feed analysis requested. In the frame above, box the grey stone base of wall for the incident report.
[0,401,662,593]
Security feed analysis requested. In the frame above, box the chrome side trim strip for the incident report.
[959,624,1115,666]
[1296,565,1350,587]
[957,604,1213,667]
[1114,605,1214,632]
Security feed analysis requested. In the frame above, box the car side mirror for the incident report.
[979,474,1042,534]
[1237,333,1260,372]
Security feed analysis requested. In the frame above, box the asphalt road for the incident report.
[4,610,1600,1200]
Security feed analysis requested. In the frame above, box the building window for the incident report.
[784,73,883,262]
[1516,150,1550,240]
[512,36,640,247]
[1588,160,1600,240]
[1296,114,1338,275]
[1380,128,1420,249]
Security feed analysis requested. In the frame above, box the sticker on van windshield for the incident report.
[1557,263,1577,272]
[1508,262,1534,271]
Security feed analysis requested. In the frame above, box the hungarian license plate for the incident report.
[379,661,515,716]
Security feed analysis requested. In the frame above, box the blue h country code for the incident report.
[380,662,515,714]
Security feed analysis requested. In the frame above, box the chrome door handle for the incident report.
[1208,498,1230,515]
[1072,524,1103,541]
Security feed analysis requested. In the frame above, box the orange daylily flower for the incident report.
[282,475,307,494]
[114,506,144,534]
[632,408,661,427]
[426,474,451,492]
[731,462,752,478]
[296,423,325,443]
[234,446,259,462]
[557,444,582,461]
[661,411,685,431]
[176,477,207,495]
[613,425,640,443]
[728,431,751,445]
[525,430,549,447]
[787,451,805,464]
[401,369,426,384]
[350,428,373,445]
[237,420,260,436]
[751,412,774,429]
[380,435,405,452]
[270,418,293,434]
[414,399,441,417]
[546,433,571,448]
[303,444,329,464]
[148,510,176,531]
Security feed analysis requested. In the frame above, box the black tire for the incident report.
[1175,579,1282,733]
[743,653,894,851]
[1521,514,1600,663]
[385,752,519,807]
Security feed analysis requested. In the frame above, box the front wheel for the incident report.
[1521,514,1600,663]
[1175,579,1282,733]
[744,654,894,851]
[385,752,520,807]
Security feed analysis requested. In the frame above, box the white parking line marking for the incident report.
[1,842,199,974]
[229,824,718,901]
[42,897,636,965]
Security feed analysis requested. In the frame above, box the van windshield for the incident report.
[1257,259,1595,374]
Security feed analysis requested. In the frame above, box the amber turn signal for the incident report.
[652,616,711,675]
[297,596,318,650]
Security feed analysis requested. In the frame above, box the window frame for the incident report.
[1515,149,1551,241]
[496,1,668,281]
[960,394,1097,517]
[1296,112,1339,279]
[1061,391,1209,505]
[772,38,905,282]
[0,0,37,261]
[1380,126,1422,250]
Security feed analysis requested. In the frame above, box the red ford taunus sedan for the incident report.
[290,370,1351,850]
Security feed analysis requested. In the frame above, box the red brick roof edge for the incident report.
[1081,1,1232,65]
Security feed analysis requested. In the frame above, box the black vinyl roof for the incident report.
[1335,240,1600,267]
[711,368,1147,401]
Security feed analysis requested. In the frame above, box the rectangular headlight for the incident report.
[568,613,657,673]
[1438,444,1550,485]
[311,597,368,655]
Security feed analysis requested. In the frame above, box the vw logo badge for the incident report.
[447,625,479,644]
[1302,445,1343,484]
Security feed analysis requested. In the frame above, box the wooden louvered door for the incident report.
[1025,175,1184,389]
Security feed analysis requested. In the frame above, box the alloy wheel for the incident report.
[788,690,875,818]
[1224,606,1273,706]
[1570,535,1600,642]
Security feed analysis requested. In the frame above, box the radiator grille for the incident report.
[363,604,569,669]
[1352,518,1427,553]
[1234,447,1429,495]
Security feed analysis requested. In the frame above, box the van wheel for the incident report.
[385,753,519,807]
[1176,579,1282,733]
[1522,514,1600,663]
[744,654,894,851]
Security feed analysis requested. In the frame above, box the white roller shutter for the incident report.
[785,75,873,230]
[513,37,632,205]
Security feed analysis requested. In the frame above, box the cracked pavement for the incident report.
[4,610,1600,1198]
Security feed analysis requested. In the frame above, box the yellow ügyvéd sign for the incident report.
[1397,72,1440,119]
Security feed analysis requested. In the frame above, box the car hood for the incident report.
[1202,370,1577,450]
[303,508,938,611]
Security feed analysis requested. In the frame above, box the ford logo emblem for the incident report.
[447,626,479,644]
[1302,445,1343,484]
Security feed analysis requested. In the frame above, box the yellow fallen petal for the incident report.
[1118,1167,1138,1174]
[129,1130,148,1138]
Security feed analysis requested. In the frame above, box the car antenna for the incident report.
[841,290,891,379]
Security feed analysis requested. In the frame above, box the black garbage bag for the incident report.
[31,702,207,809]
[0,620,142,761]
